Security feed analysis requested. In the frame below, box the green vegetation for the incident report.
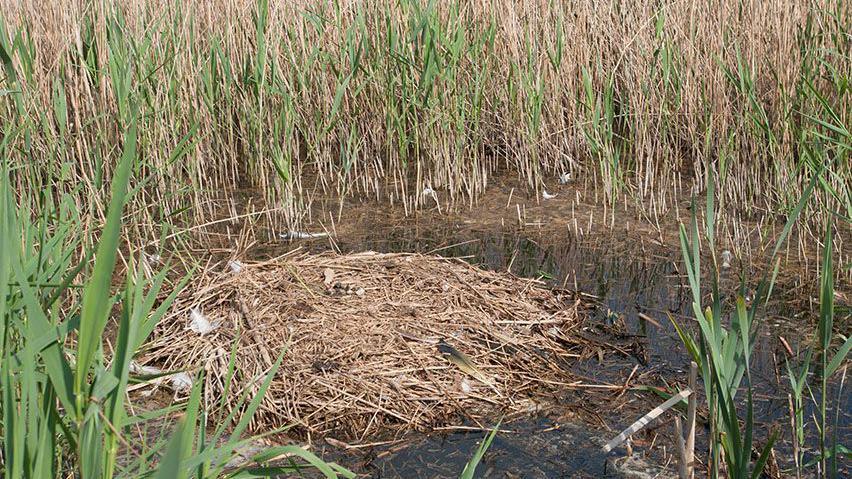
[673,173,849,477]
[0,123,352,476]
[460,423,499,479]
[668,12,851,473]
[0,0,849,477]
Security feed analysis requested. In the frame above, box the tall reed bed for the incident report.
[0,0,848,242]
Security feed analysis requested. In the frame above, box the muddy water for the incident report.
[246,198,849,477]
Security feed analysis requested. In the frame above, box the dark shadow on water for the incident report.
[335,419,617,478]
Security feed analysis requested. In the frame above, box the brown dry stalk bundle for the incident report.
[142,251,594,438]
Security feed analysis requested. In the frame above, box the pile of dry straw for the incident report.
[143,251,594,439]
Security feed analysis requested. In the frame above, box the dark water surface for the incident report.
[268,213,849,477]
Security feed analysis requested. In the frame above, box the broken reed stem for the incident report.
[603,389,692,453]
[686,361,697,479]
[675,361,698,479]
[674,415,688,479]
[674,361,698,479]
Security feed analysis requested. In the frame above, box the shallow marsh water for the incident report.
[266,207,850,478]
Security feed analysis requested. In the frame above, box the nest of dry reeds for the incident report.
[143,251,594,439]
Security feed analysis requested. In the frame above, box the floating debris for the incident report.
[280,231,329,240]
[559,172,573,184]
[188,307,220,335]
[542,190,558,200]
[227,260,244,273]
[721,250,733,269]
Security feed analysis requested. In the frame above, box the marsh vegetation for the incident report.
[0,0,849,477]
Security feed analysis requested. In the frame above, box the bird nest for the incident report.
[142,251,595,439]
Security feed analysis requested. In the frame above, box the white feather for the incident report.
[542,190,558,200]
[559,172,573,184]
[280,231,328,240]
[169,372,193,393]
[129,361,162,376]
[721,250,733,269]
[128,361,193,395]
[227,260,244,273]
[189,307,219,334]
